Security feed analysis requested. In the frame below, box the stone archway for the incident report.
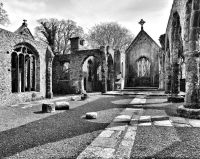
[82,56,101,92]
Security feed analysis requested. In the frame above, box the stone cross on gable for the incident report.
[139,19,146,30]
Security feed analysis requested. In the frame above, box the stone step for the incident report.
[123,87,158,91]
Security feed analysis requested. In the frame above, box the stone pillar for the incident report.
[110,69,115,91]
[100,47,107,93]
[178,1,200,118]
[165,50,171,93]
[21,55,25,92]
[101,61,107,93]
[27,56,31,91]
[32,56,36,91]
[46,58,53,98]
[16,55,20,92]
[46,47,54,98]
[159,52,165,90]
[184,5,200,108]
[171,39,180,94]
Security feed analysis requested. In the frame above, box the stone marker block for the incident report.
[85,112,97,119]
[71,97,76,101]
[55,101,69,110]
[42,102,55,113]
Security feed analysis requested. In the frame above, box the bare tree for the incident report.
[55,20,84,54]
[35,18,58,53]
[87,22,134,52]
[35,19,84,54]
[0,2,10,25]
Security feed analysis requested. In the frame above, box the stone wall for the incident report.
[164,0,200,109]
[52,42,117,94]
[0,28,51,106]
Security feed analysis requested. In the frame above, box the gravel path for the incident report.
[1,95,132,159]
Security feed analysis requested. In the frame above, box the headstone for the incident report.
[42,102,55,113]
[55,101,70,110]
[85,112,97,119]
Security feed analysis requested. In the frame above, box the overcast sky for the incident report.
[1,0,173,44]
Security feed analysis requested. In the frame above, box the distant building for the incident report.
[125,19,163,88]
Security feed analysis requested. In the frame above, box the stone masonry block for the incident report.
[55,101,69,110]
[42,102,55,113]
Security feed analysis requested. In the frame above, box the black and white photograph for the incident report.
[0,0,200,158]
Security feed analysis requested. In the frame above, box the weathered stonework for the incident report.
[52,37,118,94]
[164,0,200,116]
[0,21,53,107]
[125,28,162,87]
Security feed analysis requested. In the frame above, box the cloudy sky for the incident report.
[1,0,173,44]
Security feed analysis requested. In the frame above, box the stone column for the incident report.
[101,60,107,93]
[178,1,200,118]
[21,55,25,92]
[32,56,36,91]
[165,50,171,93]
[159,52,165,90]
[27,56,31,91]
[16,54,20,92]
[46,58,53,98]
[184,5,200,108]
[100,47,107,93]
[110,69,115,91]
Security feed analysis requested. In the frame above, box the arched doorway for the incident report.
[82,56,101,92]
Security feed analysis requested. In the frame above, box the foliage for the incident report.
[0,2,10,25]
[87,22,134,52]
[35,18,84,54]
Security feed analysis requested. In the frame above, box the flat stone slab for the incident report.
[115,139,134,159]
[55,101,69,110]
[154,120,173,127]
[170,117,188,124]
[188,119,200,127]
[91,137,118,148]
[106,122,128,131]
[130,98,146,104]
[99,130,114,138]
[85,112,97,119]
[139,116,151,122]
[113,115,131,123]
[138,122,152,126]
[172,123,191,127]
[77,146,115,159]
[42,102,55,113]
[124,127,137,140]
[151,116,169,121]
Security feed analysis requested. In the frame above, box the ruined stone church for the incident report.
[0,0,200,120]
[125,19,162,88]
[0,20,54,106]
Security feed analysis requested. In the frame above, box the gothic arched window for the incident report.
[11,44,38,93]
[137,57,150,77]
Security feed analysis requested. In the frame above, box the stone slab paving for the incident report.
[77,108,143,159]
[77,95,200,159]
[129,95,147,104]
